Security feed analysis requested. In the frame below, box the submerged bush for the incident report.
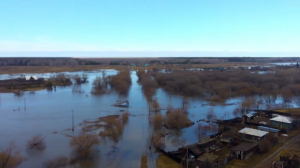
[70,134,100,159]
[152,69,300,102]
[165,109,192,129]
[107,70,131,94]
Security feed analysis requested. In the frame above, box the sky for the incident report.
[0,0,299,57]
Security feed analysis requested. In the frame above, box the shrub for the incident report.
[27,134,46,150]
[165,109,192,129]
[70,134,100,159]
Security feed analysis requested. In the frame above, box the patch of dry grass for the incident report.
[141,154,148,168]
[156,153,179,168]
[273,108,300,114]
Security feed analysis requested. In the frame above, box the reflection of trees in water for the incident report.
[167,130,186,148]
[14,91,24,97]
[194,123,204,141]
[72,84,84,93]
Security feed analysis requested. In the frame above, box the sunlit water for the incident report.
[0,70,298,168]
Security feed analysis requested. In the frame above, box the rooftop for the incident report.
[270,116,292,124]
[245,113,253,118]
[197,153,219,162]
[238,127,269,137]
[230,142,258,151]
[257,126,280,133]
[25,76,38,80]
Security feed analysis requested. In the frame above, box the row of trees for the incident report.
[137,70,158,102]
[72,74,88,84]
[92,70,131,95]
[152,68,300,103]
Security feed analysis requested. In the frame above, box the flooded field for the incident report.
[0,69,298,168]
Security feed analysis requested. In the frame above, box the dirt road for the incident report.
[253,133,300,168]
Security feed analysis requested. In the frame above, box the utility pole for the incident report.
[24,97,26,111]
[72,110,74,132]
[186,148,188,168]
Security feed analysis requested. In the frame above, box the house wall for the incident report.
[270,121,292,130]
[240,134,265,142]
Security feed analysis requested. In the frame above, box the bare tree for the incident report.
[259,139,271,154]
[281,88,293,103]
[72,74,88,84]
[194,123,203,141]
[165,109,192,129]
[152,99,160,112]
[153,114,163,130]
[121,112,129,125]
[27,134,46,150]
[152,134,165,149]
[99,117,124,143]
[0,142,22,168]
[206,108,216,122]
[92,76,105,94]
[167,130,186,147]
[70,134,100,159]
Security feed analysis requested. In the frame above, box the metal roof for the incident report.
[258,126,280,133]
[270,116,292,124]
[238,127,269,137]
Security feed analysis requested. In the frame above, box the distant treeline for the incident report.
[0,58,101,66]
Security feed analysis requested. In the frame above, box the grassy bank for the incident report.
[156,153,179,168]
[273,108,300,114]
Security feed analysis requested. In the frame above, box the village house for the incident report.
[257,126,280,136]
[197,138,217,152]
[220,136,233,144]
[270,116,293,131]
[244,113,255,121]
[272,149,300,168]
[25,76,38,81]
[272,161,286,168]
[230,142,258,160]
[197,153,219,168]
[238,127,269,142]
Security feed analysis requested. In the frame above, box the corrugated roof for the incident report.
[238,127,268,137]
[270,116,292,124]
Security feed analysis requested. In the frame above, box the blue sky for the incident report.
[0,0,299,57]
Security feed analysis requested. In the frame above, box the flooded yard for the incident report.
[0,69,298,168]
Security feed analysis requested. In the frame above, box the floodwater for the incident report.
[269,62,297,66]
[0,70,298,168]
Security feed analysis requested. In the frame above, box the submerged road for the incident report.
[253,132,300,168]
